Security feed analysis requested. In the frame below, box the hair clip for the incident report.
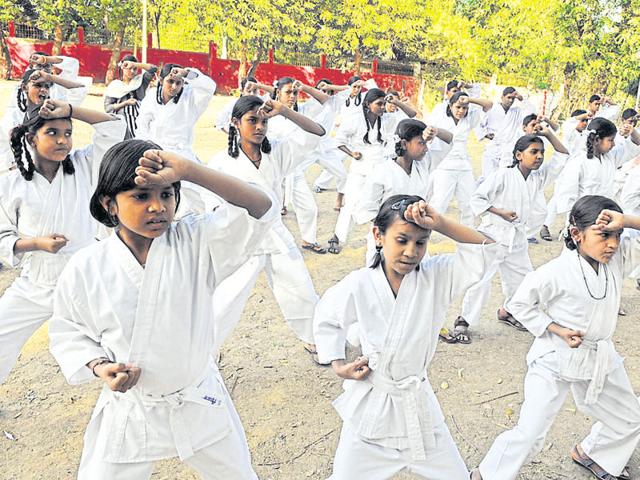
[390,198,410,211]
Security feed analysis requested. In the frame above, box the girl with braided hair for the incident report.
[136,63,216,163]
[0,99,125,386]
[555,117,640,216]
[327,87,417,254]
[354,118,453,265]
[209,95,327,361]
[1,69,84,171]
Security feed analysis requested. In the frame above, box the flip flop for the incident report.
[439,317,471,344]
[571,444,620,480]
[540,225,552,241]
[327,236,341,254]
[497,309,528,332]
[301,243,327,254]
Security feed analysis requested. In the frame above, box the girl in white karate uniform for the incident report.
[540,109,591,241]
[1,69,86,171]
[354,118,453,265]
[479,87,535,179]
[20,53,86,105]
[314,194,494,480]
[313,76,366,195]
[428,91,493,225]
[136,63,216,162]
[0,100,126,385]
[327,88,416,253]
[446,131,569,344]
[472,196,640,480]
[555,117,640,216]
[209,95,325,356]
[49,140,275,480]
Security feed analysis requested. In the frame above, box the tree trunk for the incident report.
[354,48,362,74]
[52,24,63,55]
[0,27,13,80]
[238,41,248,81]
[105,28,125,85]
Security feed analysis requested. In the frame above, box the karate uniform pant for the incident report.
[329,423,469,480]
[461,245,532,326]
[479,357,640,480]
[313,150,348,194]
[0,277,53,384]
[284,169,319,244]
[481,149,500,183]
[77,391,258,480]
[429,169,475,225]
[212,251,317,346]
[544,195,558,228]
[334,172,366,243]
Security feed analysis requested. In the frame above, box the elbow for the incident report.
[253,191,273,219]
[314,125,326,137]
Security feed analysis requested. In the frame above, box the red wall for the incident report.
[5,36,417,97]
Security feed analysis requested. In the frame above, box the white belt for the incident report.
[366,371,434,462]
[582,339,612,405]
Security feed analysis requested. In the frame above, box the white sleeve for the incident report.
[426,138,452,170]
[55,56,80,80]
[506,269,557,337]
[215,99,235,131]
[621,167,640,214]
[313,276,359,364]
[186,69,217,117]
[199,199,277,285]
[447,241,497,299]
[598,104,621,122]
[49,265,110,385]
[470,171,503,217]
[335,111,359,147]
[538,151,570,187]
[553,157,581,214]
[71,116,127,184]
[0,188,22,267]
[354,169,385,224]
[617,229,640,279]
[135,94,155,140]
[610,137,635,168]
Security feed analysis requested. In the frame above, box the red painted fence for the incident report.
[4,23,417,97]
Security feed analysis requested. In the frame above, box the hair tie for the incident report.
[392,134,401,143]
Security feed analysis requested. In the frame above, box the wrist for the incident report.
[177,159,197,183]
[87,357,111,377]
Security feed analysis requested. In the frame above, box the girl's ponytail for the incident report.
[362,107,371,145]
[586,131,597,159]
[370,244,383,269]
[228,124,240,158]
[261,136,272,154]
[10,124,35,180]
[17,87,27,113]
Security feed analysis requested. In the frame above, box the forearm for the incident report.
[280,107,325,136]
[44,55,64,64]
[51,76,84,90]
[302,85,330,104]
[545,131,569,154]
[623,214,640,230]
[327,84,349,92]
[434,216,493,244]
[72,106,116,125]
[629,128,640,146]
[256,82,274,94]
[546,118,560,131]
[470,98,493,112]
[134,62,156,71]
[394,100,417,118]
[181,162,271,218]
[435,128,453,144]
[13,238,41,255]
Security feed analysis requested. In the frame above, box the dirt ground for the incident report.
[0,80,638,480]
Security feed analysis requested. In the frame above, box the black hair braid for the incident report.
[395,140,405,157]
[355,92,362,106]
[271,88,278,100]
[375,116,382,144]
[362,107,371,144]
[261,137,272,154]
[13,133,35,181]
[62,155,75,175]
[17,88,27,112]
[370,244,383,269]
[155,83,163,105]
[586,131,597,159]
[228,124,240,158]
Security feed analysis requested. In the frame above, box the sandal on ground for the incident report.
[527,237,539,244]
[281,206,288,216]
[540,225,552,241]
[302,243,327,254]
[571,444,625,480]
[469,469,483,480]
[439,316,471,344]
[304,343,330,366]
[497,308,528,332]
[313,186,325,193]
[618,306,628,316]
[327,235,341,254]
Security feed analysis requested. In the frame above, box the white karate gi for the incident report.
[314,242,493,480]
[621,166,640,216]
[428,108,484,225]
[480,101,535,179]
[460,156,567,325]
[214,96,236,132]
[354,143,452,264]
[209,136,321,345]
[0,117,126,384]
[333,110,404,243]
[49,202,275,480]
[554,136,636,215]
[479,233,640,480]
[136,69,216,162]
[0,102,25,171]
